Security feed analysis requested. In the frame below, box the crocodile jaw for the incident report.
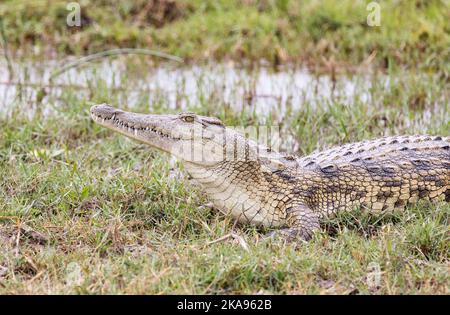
[90,104,254,166]
[90,104,180,155]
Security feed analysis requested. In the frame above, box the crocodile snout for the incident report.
[90,104,121,119]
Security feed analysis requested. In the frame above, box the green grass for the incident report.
[1,0,449,73]
[0,63,448,294]
[0,0,448,295]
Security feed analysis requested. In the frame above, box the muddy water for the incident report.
[0,59,371,117]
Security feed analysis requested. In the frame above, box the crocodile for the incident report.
[90,104,450,241]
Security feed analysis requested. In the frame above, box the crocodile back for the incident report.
[296,135,449,214]
[299,135,449,167]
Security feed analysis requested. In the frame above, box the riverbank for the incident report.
[1,0,449,73]
[0,60,448,294]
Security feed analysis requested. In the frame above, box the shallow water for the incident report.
[0,58,447,156]
[0,59,371,117]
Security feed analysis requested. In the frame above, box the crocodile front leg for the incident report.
[266,204,320,242]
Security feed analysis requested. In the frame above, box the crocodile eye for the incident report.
[182,115,195,123]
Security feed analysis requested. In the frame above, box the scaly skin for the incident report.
[90,104,450,241]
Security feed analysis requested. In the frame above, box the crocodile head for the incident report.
[91,104,302,227]
[90,104,262,166]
